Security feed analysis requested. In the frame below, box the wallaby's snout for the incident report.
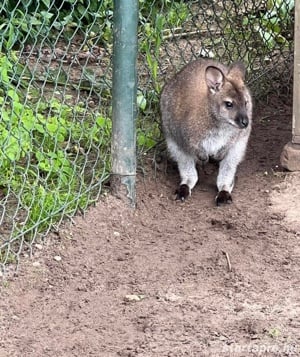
[160,58,253,205]
[236,112,249,129]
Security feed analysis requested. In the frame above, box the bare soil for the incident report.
[0,101,300,357]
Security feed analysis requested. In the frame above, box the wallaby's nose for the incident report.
[237,115,249,129]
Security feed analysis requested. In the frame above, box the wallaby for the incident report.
[160,59,252,205]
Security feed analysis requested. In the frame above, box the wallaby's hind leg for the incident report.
[176,158,198,200]
[166,138,198,201]
[215,134,249,206]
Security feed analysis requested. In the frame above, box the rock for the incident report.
[53,256,62,262]
[124,294,145,302]
[280,142,300,171]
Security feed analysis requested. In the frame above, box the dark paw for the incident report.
[175,184,190,201]
[216,190,232,206]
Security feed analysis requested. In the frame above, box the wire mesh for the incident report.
[136,0,294,156]
[0,0,113,267]
[0,0,295,268]
[140,0,295,131]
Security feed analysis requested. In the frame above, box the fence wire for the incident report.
[0,0,294,268]
[0,0,113,267]
[137,0,294,162]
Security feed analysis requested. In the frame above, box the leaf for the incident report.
[7,89,19,102]
[41,0,51,7]
[5,136,21,161]
[137,93,147,111]
[40,11,54,20]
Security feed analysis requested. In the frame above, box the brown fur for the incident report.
[160,58,253,203]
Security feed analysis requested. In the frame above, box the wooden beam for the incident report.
[280,0,300,170]
[293,0,300,144]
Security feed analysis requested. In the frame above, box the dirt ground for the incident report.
[0,99,300,357]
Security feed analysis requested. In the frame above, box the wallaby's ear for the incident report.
[228,62,246,80]
[205,66,225,94]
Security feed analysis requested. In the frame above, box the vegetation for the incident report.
[243,0,294,50]
[0,0,295,261]
[0,52,111,259]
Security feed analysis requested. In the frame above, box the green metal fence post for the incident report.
[111,0,138,207]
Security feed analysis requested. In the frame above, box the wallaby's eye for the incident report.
[225,101,233,109]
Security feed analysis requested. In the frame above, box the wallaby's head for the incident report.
[205,62,251,129]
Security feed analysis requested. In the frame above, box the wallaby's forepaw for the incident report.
[175,184,190,201]
[216,190,232,206]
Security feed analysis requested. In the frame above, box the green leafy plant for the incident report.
[136,1,190,152]
[139,1,190,94]
[243,0,294,49]
[0,0,114,50]
[136,89,162,152]
[0,52,112,247]
[0,1,192,261]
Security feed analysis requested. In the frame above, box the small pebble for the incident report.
[124,294,145,302]
[53,256,62,262]
[272,185,281,192]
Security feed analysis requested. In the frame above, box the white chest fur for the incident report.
[201,126,238,160]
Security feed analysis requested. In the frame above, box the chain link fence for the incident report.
[0,0,294,268]
[0,0,113,267]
